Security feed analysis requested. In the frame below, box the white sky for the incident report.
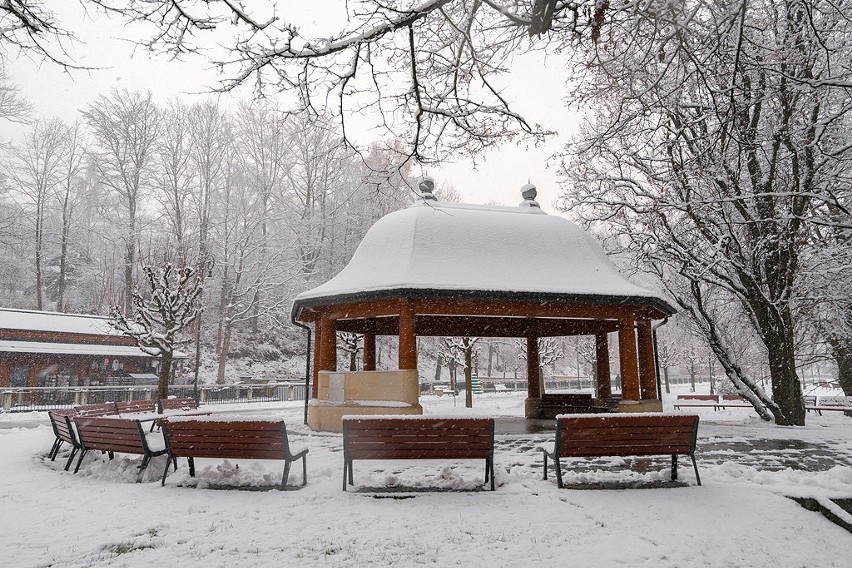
[0,3,579,211]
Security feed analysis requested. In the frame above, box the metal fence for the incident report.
[0,382,308,412]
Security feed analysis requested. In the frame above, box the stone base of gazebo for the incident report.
[617,399,664,413]
[307,370,423,432]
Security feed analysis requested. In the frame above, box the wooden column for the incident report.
[363,332,376,371]
[637,319,658,400]
[595,332,612,399]
[317,314,337,398]
[26,363,38,388]
[0,360,10,388]
[398,299,417,370]
[311,320,322,398]
[526,336,542,398]
[618,316,641,401]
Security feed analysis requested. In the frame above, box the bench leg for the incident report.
[73,449,88,474]
[280,460,292,490]
[302,454,308,487]
[188,457,195,477]
[343,459,354,491]
[541,449,548,481]
[671,454,678,481]
[161,453,173,486]
[486,459,495,491]
[555,457,564,489]
[49,438,62,460]
[136,455,151,483]
[691,453,701,486]
[64,447,78,472]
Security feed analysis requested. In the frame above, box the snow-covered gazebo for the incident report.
[292,180,675,431]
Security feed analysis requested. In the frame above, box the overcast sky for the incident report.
[0,3,579,210]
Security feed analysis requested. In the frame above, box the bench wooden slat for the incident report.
[343,449,494,460]
[161,420,308,489]
[158,397,198,412]
[543,414,701,488]
[73,417,166,482]
[75,402,119,417]
[116,400,157,414]
[342,417,495,491]
[47,411,82,471]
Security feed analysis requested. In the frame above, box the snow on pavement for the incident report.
[1,393,850,567]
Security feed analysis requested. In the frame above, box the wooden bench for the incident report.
[73,417,168,482]
[160,420,308,490]
[47,409,82,471]
[532,393,601,419]
[116,400,157,415]
[805,396,851,416]
[342,416,496,491]
[542,414,701,488]
[74,402,119,416]
[158,397,199,412]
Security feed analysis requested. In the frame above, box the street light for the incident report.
[192,256,215,401]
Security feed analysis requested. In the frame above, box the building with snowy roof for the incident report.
[292,180,675,431]
[0,308,166,391]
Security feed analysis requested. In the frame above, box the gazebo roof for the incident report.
[293,187,675,319]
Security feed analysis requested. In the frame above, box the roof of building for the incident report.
[0,340,155,358]
[0,308,120,336]
[293,184,675,318]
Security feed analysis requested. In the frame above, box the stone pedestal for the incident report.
[617,399,664,413]
[307,369,423,432]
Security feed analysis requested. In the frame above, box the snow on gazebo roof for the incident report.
[293,182,675,318]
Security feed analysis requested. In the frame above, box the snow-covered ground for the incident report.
[2,391,850,567]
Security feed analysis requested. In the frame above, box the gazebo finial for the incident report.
[520,182,539,208]
[418,176,437,201]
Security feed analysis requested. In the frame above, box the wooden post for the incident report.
[618,316,641,401]
[363,333,376,371]
[311,320,322,398]
[595,332,612,399]
[318,313,337,377]
[0,360,10,388]
[526,336,541,398]
[398,299,417,370]
[637,319,658,400]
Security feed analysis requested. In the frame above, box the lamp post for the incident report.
[192,257,214,402]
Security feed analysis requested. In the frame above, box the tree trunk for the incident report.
[434,354,442,381]
[663,366,671,394]
[34,212,44,310]
[158,351,173,400]
[828,341,852,398]
[57,202,71,310]
[217,316,232,385]
[124,205,136,315]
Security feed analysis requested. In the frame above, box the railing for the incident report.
[0,383,308,412]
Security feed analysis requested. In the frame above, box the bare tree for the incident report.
[5,117,66,309]
[233,101,289,332]
[54,120,85,310]
[558,0,852,425]
[0,63,31,122]
[338,332,362,372]
[111,263,202,399]
[155,100,193,267]
[83,89,161,314]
